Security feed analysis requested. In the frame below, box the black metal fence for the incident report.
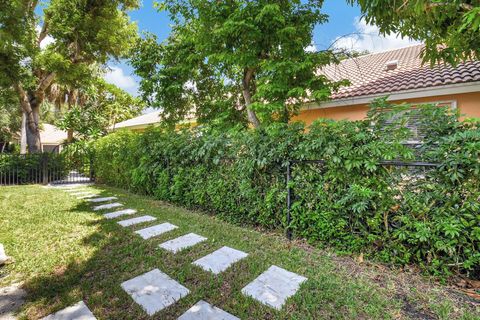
[0,151,94,186]
[285,159,440,240]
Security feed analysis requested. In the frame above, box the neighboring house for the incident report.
[113,110,196,132]
[39,124,68,152]
[113,110,162,131]
[295,44,480,124]
[115,44,480,131]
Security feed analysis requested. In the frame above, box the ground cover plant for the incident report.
[93,101,480,278]
[1,185,478,319]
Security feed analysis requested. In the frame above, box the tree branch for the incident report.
[425,2,473,11]
[13,83,37,133]
[28,0,39,12]
[38,21,49,47]
[242,67,261,128]
[35,72,56,105]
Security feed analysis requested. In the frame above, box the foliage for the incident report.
[94,100,480,277]
[0,87,20,145]
[0,0,139,152]
[131,0,345,128]
[351,0,480,65]
[0,153,68,184]
[56,80,144,140]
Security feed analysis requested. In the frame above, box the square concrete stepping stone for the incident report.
[159,233,206,253]
[0,244,8,265]
[241,265,307,310]
[56,184,86,189]
[1,283,26,318]
[193,246,248,274]
[65,188,88,193]
[104,209,137,219]
[87,196,118,203]
[178,300,239,320]
[71,191,92,196]
[77,194,97,199]
[121,269,189,316]
[41,301,96,320]
[118,215,157,227]
[92,202,123,211]
[135,223,177,240]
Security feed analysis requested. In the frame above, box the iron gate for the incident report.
[0,144,94,186]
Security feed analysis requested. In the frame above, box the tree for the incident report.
[0,88,21,152]
[131,0,345,129]
[57,79,145,140]
[351,0,480,65]
[0,0,139,152]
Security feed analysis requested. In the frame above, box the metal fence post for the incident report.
[89,153,95,182]
[286,160,292,240]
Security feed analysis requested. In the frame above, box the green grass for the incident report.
[0,185,478,319]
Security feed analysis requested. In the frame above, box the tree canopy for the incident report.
[351,0,480,65]
[131,0,346,129]
[57,78,144,140]
[0,0,139,152]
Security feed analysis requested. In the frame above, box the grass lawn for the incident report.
[0,184,478,319]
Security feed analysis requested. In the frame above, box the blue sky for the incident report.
[40,0,418,96]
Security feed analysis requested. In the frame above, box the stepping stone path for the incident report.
[65,189,87,193]
[77,194,97,199]
[121,269,189,316]
[135,223,177,240]
[41,301,96,320]
[0,283,27,319]
[159,233,206,253]
[104,209,137,219]
[42,185,309,317]
[178,300,239,320]
[193,246,248,274]
[241,265,307,310]
[118,215,157,227]
[93,202,123,211]
[0,244,8,265]
[87,196,118,203]
[70,191,92,196]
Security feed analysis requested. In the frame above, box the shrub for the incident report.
[0,153,68,184]
[93,102,479,277]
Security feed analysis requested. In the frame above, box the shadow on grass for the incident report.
[19,195,151,319]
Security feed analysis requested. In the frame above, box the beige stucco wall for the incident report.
[294,91,480,126]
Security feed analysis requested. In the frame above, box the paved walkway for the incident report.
[39,184,309,319]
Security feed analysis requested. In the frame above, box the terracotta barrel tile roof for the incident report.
[322,44,480,100]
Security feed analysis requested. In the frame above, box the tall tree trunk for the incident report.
[242,68,261,128]
[20,112,27,154]
[25,101,41,153]
[15,85,42,153]
[14,73,55,153]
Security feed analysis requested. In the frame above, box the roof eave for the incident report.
[303,81,480,110]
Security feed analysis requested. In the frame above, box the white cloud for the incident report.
[305,43,317,53]
[333,17,421,53]
[36,26,54,49]
[104,66,139,95]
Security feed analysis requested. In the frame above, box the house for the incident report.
[115,44,480,130]
[294,44,480,124]
[39,124,68,152]
[113,110,162,131]
[113,110,195,131]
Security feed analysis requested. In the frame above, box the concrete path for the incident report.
[121,269,189,316]
[193,246,248,274]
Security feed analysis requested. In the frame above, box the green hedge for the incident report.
[94,101,480,277]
